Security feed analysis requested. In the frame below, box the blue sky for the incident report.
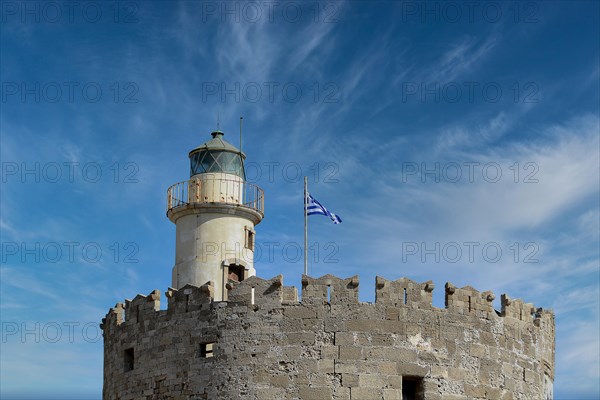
[1,1,598,399]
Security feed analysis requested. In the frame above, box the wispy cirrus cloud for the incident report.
[430,34,499,81]
[1,266,60,301]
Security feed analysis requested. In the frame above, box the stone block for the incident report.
[470,343,486,358]
[339,346,362,360]
[284,306,317,319]
[387,348,418,363]
[335,332,355,346]
[448,368,467,380]
[350,387,383,400]
[397,362,429,376]
[298,387,332,399]
[524,369,537,383]
[335,361,358,374]
[333,387,351,399]
[318,359,334,373]
[376,361,397,375]
[465,384,487,398]
[383,388,402,400]
[342,373,359,387]
[287,331,315,345]
[387,374,402,389]
[270,375,290,388]
[255,388,287,398]
[321,344,339,359]
[358,373,387,388]
[431,365,448,378]
[346,319,376,332]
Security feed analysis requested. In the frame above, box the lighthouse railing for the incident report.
[167,178,264,214]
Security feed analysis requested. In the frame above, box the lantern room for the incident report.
[188,130,245,179]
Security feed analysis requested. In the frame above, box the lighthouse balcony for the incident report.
[166,176,264,215]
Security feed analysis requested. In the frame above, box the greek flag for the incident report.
[306,193,342,224]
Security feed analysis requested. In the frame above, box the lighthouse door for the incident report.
[228,264,245,282]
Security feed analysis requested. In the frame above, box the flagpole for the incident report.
[304,176,308,276]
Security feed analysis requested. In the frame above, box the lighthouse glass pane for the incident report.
[216,152,242,175]
[200,152,216,173]
[190,150,245,179]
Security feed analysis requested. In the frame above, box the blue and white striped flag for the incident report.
[306,193,342,224]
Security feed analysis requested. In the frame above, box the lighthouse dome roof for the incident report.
[188,131,246,158]
[188,131,246,179]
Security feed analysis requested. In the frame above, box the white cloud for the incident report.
[1,266,60,301]
[555,320,600,396]
[422,34,499,82]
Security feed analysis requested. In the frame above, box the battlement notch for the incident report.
[124,289,160,323]
[227,275,284,308]
[166,282,214,313]
[445,283,496,319]
[301,274,359,305]
[375,276,434,308]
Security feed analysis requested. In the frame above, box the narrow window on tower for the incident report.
[124,348,134,372]
[402,376,424,400]
[244,227,255,251]
[199,342,215,358]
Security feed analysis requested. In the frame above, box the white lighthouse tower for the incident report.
[166,127,264,300]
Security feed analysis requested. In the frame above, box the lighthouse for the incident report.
[166,127,264,301]
[103,125,554,400]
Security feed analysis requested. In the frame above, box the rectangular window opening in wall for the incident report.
[199,342,215,358]
[245,227,255,251]
[228,264,244,282]
[402,376,424,400]
[124,348,134,372]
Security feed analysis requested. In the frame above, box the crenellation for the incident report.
[301,274,359,305]
[100,302,125,335]
[501,294,536,322]
[375,277,435,309]
[228,275,284,307]
[166,282,214,314]
[102,275,555,399]
[282,285,299,304]
[445,283,496,319]
[124,290,160,324]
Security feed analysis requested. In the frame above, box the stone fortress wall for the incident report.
[102,275,555,400]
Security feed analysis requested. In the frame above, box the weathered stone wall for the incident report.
[101,275,555,400]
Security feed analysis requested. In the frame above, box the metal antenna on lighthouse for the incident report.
[239,116,243,153]
[239,117,244,173]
